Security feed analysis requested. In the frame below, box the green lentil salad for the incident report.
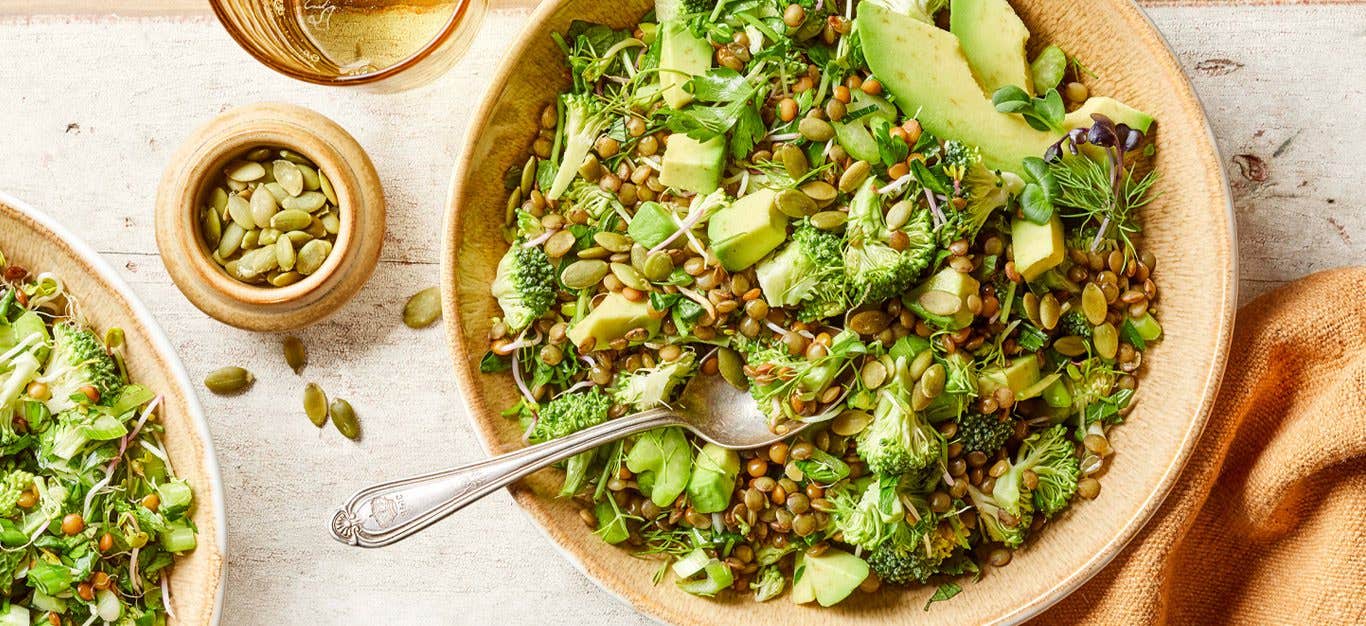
[0,252,197,625]
[482,0,1164,607]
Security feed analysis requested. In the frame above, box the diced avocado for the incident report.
[951,0,1034,95]
[686,443,740,514]
[1030,44,1067,92]
[978,355,1041,397]
[707,189,788,271]
[791,548,869,607]
[659,21,711,110]
[0,605,28,626]
[567,293,662,350]
[906,267,980,330]
[626,426,692,507]
[659,134,725,194]
[1012,214,1065,282]
[0,311,51,360]
[857,4,1154,174]
[832,90,897,163]
[628,201,680,249]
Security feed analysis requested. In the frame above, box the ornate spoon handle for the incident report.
[330,408,679,548]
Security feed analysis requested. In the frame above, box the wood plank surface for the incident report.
[0,3,1361,625]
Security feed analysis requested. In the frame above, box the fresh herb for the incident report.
[924,582,963,610]
[992,85,1065,132]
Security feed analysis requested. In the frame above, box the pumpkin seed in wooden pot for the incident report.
[250,186,278,226]
[273,160,305,196]
[296,239,332,275]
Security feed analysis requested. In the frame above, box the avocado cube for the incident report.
[978,355,1042,397]
[659,134,726,194]
[686,443,740,514]
[1012,214,1065,282]
[659,20,712,110]
[906,267,980,330]
[707,189,788,271]
[566,293,661,350]
[628,202,680,249]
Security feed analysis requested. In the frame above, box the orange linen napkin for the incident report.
[1035,267,1366,624]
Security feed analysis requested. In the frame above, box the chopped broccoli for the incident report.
[939,151,1023,246]
[995,425,1080,517]
[611,352,695,411]
[547,93,614,200]
[0,470,34,518]
[43,322,122,412]
[490,245,556,333]
[845,179,935,305]
[527,388,612,443]
[857,356,943,475]
[866,515,960,585]
[956,412,1013,455]
[737,331,867,421]
[754,221,847,322]
[828,475,903,551]
[750,564,786,602]
[966,483,1030,548]
[566,180,627,223]
[865,0,947,23]
[1059,310,1092,339]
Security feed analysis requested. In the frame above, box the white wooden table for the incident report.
[0,2,1362,624]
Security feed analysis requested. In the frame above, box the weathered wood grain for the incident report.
[0,4,1361,625]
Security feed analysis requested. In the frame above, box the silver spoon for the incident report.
[329,373,810,548]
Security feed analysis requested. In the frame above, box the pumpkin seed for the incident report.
[403,286,442,328]
[303,383,328,427]
[249,186,279,226]
[296,240,331,275]
[909,349,935,381]
[305,217,328,239]
[886,200,915,230]
[278,149,313,166]
[217,222,245,258]
[226,194,254,229]
[275,237,296,271]
[204,366,254,394]
[1053,335,1089,357]
[1082,283,1108,325]
[284,230,314,246]
[264,182,290,203]
[544,230,576,258]
[717,348,748,390]
[273,160,305,196]
[776,144,808,179]
[224,260,245,281]
[318,173,337,205]
[561,260,609,290]
[1022,292,1042,327]
[330,398,361,440]
[237,247,278,280]
[320,212,341,235]
[576,246,610,260]
[642,252,674,282]
[849,310,889,336]
[201,208,222,248]
[226,178,247,192]
[271,209,313,232]
[800,181,838,206]
[798,117,835,142]
[520,156,537,196]
[775,189,817,218]
[859,360,888,389]
[270,271,303,287]
[245,147,272,161]
[810,211,847,231]
[630,244,648,271]
[838,160,871,193]
[208,186,229,214]
[283,335,307,373]
[1093,322,1119,359]
[831,410,873,436]
[241,229,260,250]
[1039,293,1061,330]
[297,163,321,191]
[224,160,265,182]
[911,383,934,411]
[920,363,946,397]
[593,231,631,253]
[918,290,962,317]
[610,262,650,291]
[281,191,327,213]
[259,228,281,246]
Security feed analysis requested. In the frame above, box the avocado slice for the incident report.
[857,4,1153,174]
[627,201,680,249]
[707,189,788,271]
[659,134,725,194]
[832,91,897,163]
[951,0,1034,95]
[659,21,711,110]
[791,548,869,607]
[906,267,980,330]
[978,355,1042,397]
[566,292,662,350]
[1011,213,1065,282]
[685,443,740,514]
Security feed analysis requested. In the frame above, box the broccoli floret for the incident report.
[857,356,943,475]
[610,352,695,411]
[957,412,1013,455]
[490,245,556,333]
[865,0,947,23]
[754,221,847,322]
[829,476,903,551]
[657,0,714,20]
[566,180,626,222]
[527,388,612,443]
[1059,310,1092,339]
[750,564,785,602]
[736,331,866,421]
[994,425,1080,518]
[43,322,122,412]
[547,93,613,200]
[844,179,934,305]
[938,149,1024,246]
[0,470,34,518]
[966,483,1030,548]
[941,140,980,171]
[866,516,959,585]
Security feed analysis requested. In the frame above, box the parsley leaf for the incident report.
[924,583,962,611]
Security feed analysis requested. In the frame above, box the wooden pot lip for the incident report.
[156,102,384,331]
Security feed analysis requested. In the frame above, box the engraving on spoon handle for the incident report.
[330,408,680,548]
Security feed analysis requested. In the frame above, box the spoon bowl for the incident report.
[330,373,804,548]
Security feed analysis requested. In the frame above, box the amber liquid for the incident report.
[292,0,461,76]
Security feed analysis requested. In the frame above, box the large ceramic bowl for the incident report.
[442,1,1236,623]
[0,193,227,625]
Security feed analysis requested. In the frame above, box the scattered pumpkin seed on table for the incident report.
[303,383,329,427]
[204,366,254,394]
[197,146,342,286]
[283,336,307,373]
[403,287,443,328]
[330,398,361,440]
